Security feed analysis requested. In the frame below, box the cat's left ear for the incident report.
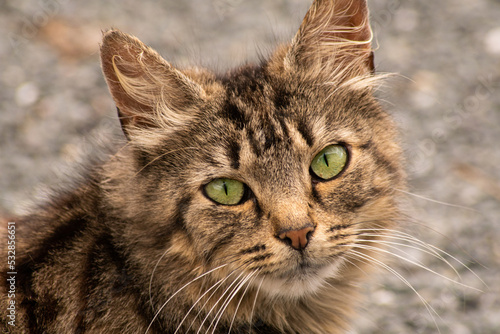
[282,0,374,79]
[100,30,205,139]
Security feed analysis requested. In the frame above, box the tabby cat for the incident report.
[1,0,406,332]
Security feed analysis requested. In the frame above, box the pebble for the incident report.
[15,81,40,107]
[484,26,500,55]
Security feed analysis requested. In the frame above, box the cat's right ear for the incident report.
[281,0,374,81]
[100,30,205,139]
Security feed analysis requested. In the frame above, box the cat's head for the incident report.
[100,0,405,298]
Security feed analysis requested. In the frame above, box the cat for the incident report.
[0,0,406,333]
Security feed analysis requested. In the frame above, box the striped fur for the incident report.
[1,0,405,333]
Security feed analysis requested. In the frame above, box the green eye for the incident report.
[310,145,348,180]
[204,178,245,205]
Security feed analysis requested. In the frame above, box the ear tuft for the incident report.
[100,30,205,138]
[283,0,374,81]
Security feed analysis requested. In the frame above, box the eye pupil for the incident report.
[323,153,329,167]
[223,182,228,196]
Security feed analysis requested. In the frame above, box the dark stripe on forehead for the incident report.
[273,85,291,111]
[227,140,241,170]
[221,100,246,131]
[245,115,289,157]
[277,116,290,142]
[262,113,279,151]
[296,118,314,147]
[245,127,262,157]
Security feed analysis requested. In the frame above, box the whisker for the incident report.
[362,237,461,277]
[228,270,261,334]
[148,249,201,312]
[208,273,248,333]
[248,277,264,334]
[174,270,236,334]
[346,248,442,334]
[186,264,247,333]
[392,188,479,212]
[197,271,247,334]
[145,263,229,334]
[399,213,489,272]
[149,250,247,318]
[211,270,258,334]
[131,147,198,180]
[356,228,486,287]
[352,242,480,292]
[354,230,462,278]
[333,255,369,278]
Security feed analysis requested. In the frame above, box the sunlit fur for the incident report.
[0,0,413,333]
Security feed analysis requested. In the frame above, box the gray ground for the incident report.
[1,0,499,333]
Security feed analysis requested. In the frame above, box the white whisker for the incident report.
[148,250,200,312]
[364,238,461,277]
[356,228,486,287]
[393,188,479,212]
[145,263,229,334]
[248,277,264,334]
[186,266,245,333]
[347,248,442,334]
[174,272,231,334]
[209,273,247,333]
[197,271,247,334]
[228,270,261,334]
[131,147,199,180]
[211,270,258,334]
[355,230,462,278]
[352,242,480,291]
[394,217,488,272]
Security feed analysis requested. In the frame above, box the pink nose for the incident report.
[278,226,315,250]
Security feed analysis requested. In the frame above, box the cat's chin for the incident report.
[256,260,343,299]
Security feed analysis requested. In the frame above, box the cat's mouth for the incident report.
[255,258,344,298]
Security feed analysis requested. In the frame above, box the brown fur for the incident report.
[1,0,405,333]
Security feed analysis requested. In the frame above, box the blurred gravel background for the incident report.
[1,0,499,333]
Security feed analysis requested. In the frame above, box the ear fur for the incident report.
[283,0,374,81]
[100,30,205,138]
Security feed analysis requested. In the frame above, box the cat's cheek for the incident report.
[182,192,260,261]
[311,178,346,210]
[314,171,373,215]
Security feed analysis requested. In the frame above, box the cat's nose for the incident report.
[278,225,315,250]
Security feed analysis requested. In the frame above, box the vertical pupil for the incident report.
[323,153,329,167]
[223,182,228,196]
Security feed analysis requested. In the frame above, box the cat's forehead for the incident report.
[211,65,374,153]
[181,80,368,187]
[171,62,385,186]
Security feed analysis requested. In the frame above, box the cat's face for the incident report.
[100,0,404,300]
[154,69,402,298]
